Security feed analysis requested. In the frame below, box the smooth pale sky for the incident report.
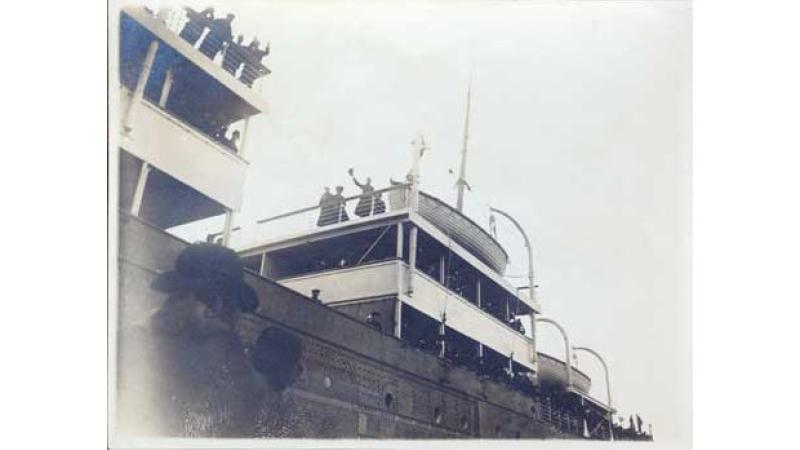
[164,0,691,445]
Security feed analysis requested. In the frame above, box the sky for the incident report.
[160,0,691,445]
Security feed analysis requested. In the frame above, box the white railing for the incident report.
[149,6,270,91]
[220,184,412,249]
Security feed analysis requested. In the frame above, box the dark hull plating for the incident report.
[116,214,600,439]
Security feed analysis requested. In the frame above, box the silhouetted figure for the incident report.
[636,415,643,434]
[227,130,241,151]
[330,186,349,223]
[199,13,235,60]
[316,187,337,226]
[365,312,382,333]
[373,191,387,215]
[222,35,246,76]
[349,169,380,217]
[240,38,271,87]
[119,243,264,437]
[213,125,228,142]
[179,7,213,46]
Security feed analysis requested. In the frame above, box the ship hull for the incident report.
[115,213,591,439]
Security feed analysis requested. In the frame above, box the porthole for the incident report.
[323,376,332,389]
[434,407,443,424]
[384,392,394,408]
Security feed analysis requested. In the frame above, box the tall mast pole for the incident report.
[455,80,472,211]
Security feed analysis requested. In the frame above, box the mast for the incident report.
[455,80,472,211]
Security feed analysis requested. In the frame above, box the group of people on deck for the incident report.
[316,169,390,227]
[178,7,271,87]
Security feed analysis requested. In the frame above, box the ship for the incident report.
[112,4,653,441]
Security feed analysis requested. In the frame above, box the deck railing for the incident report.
[149,7,270,90]
[220,184,412,248]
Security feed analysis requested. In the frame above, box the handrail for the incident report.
[153,6,270,89]
[138,96,246,161]
[412,268,530,346]
[255,184,411,225]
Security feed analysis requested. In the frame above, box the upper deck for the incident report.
[119,6,268,120]
[224,184,534,312]
[213,183,543,380]
[116,6,270,227]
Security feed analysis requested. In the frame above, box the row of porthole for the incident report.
[322,375,470,430]
[322,375,398,410]
[322,375,532,436]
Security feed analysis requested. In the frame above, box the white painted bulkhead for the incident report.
[120,90,248,210]
[279,259,535,370]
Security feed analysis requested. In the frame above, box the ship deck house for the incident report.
[233,187,547,387]
[116,6,266,229]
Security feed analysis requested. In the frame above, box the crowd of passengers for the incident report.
[178,7,271,87]
[359,308,535,394]
[613,414,653,440]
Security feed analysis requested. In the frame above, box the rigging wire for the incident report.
[356,225,392,265]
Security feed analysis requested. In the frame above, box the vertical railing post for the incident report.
[439,316,446,358]
[394,298,403,339]
[407,225,418,295]
[395,222,404,339]
[258,252,268,277]
[158,68,174,108]
[130,162,151,217]
[237,117,252,158]
[221,209,234,247]
[395,222,404,259]
[123,39,159,133]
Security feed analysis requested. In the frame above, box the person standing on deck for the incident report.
[179,7,213,46]
[222,35,246,76]
[316,187,336,226]
[240,39,271,87]
[330,186,349,223]
[199,13,235,61]
[349,168,380,217]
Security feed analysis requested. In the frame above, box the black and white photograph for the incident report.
[108,0,691,447]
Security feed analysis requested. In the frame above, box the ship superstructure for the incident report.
[113,4,652,441]
[117,6,265,231]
